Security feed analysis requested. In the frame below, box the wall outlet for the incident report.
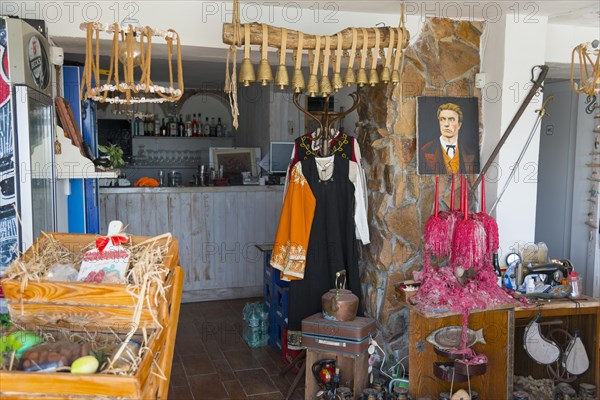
[475,73,486,88]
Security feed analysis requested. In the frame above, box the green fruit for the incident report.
[4,331,43,357]
[71,356,99,374]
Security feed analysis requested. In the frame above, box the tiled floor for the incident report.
[168,298,304,400]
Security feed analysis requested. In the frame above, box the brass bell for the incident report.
[344,69,356,86]
[332,72,344,91]
[306,74,319,97]
[274,65,289,90]
[368,68,380,87]
[320,76,333,97]
[239,58,256,87]
[356,68,368,87]
[380,66,391,84]
[391,69,401,85]
[291,69,305,93]
[257,59,273,86]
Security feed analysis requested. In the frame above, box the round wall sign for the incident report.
[27,35,49,90]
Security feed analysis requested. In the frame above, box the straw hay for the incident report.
[1,320,158,375]
[2,232,173,376]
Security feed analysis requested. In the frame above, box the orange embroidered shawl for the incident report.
[270,163,316,281]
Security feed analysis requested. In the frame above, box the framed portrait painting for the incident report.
[417,96,480,175]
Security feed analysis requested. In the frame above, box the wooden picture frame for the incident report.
[210,147,259,177]
[416,96,480,175]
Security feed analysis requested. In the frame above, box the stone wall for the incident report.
[357,18,484,354]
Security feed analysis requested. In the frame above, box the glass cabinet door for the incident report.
[14,85,55,249]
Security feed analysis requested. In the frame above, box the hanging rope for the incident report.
[570,42,600,96]
[225,0,242,129]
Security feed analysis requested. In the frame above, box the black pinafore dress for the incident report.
[287,155,362,344]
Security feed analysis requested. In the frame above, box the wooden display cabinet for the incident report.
[402,296,600,399]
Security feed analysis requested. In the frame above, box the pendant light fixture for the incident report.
[80,22,184,104]
[291,32,306,93]
[274,28,289,90]
[356,28,369,87]
[256,24,273,85]
[368,28,380,86]
[391,27,403,85]
[344,28,358,86]
[307,36,321,97]
[332,33,344,91]
[320,35,333,96]
[239,24,256,87]
[380,28,394,84]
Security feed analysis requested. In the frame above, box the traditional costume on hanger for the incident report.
[283,130,369,245]
[271,132,369,348]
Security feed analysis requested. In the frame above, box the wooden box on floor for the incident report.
[1,233,178,329]
[305,348,369,400]
[0,266,184,400]
[0,232,183,399]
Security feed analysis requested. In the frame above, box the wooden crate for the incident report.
[305,348,369,399]
[0,266,184,399]
[1,233,179,329]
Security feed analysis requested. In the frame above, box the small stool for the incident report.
[280,349,306,400]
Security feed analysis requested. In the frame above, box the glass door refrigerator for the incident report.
[0,17,55,273]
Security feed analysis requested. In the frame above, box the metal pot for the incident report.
[322,270,359,322]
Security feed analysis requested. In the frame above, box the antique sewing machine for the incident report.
[510,256,574,290]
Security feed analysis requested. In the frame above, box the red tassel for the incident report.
[450,174,455,211]
[434,176,439,217]
[481,173,486,213]
[464,177,468,221]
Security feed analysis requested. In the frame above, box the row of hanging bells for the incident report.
[238,24,406,96]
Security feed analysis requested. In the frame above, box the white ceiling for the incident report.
[296,1,599,26]
[60,1,599,85]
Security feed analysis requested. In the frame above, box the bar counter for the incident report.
[100,185,284,302]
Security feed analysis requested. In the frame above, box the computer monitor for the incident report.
[270,142,294,174]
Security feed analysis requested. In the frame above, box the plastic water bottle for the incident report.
[242,302,269,348]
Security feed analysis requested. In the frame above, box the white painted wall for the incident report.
[480,14,549,264]
[545,23,599,64]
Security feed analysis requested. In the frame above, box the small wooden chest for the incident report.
[301,313,376,356]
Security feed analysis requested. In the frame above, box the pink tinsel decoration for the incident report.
[451,177,486,269]
[475,174,499,255]
[424,176,453,257]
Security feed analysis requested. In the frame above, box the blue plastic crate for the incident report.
[263,252,273,282]
[263,278,273,311]
[268,310,278,348]
[263,250,290,288]
[269,313,286,353]
[274,284,289,321]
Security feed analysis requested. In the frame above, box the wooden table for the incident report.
[401,295,600,399]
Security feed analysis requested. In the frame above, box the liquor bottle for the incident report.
[177,115,185,137]
[169,116,177,136]
[132,115,140,136]
[192,114,199,136]
[216,118,223,137]
[185,114,192,137]
[154,116,161,136]
[148,117,155,137]
[210,117,216,136]
[202,117,211,136]
[160,118,167,136]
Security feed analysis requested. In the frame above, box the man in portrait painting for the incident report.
[419,102,479,175]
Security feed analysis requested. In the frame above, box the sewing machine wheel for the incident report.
[552,270,564,284]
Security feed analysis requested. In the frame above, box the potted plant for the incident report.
[97,144,125,169]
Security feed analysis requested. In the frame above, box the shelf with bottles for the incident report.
[131,112,231,138]
[132,135,232,140]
